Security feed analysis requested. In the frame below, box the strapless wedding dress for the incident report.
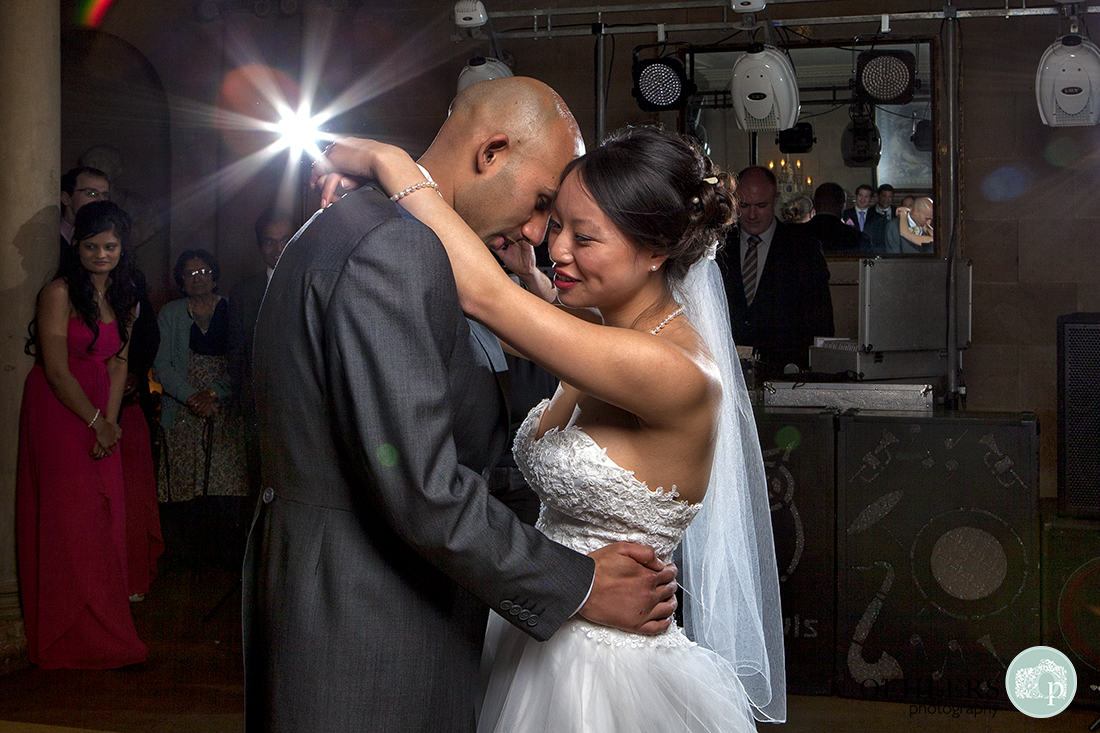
[476,400,758,732]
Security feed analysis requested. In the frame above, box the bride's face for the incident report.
[547,172,661,312]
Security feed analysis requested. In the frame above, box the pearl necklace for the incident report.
[650,306,684,335]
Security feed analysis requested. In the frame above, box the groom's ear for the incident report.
[476,134,510,174]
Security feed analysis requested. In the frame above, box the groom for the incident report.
[243,77,678,732]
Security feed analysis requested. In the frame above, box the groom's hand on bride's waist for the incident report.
[578,542,678,635]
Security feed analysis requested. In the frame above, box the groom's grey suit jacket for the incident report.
[242,186,593,732]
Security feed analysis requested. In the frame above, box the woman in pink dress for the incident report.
[17,200,147,669]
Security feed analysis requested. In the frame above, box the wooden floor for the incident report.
[0,564,244,733]
[0,564,1096,733]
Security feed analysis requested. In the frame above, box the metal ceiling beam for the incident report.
[488,3,1099,40]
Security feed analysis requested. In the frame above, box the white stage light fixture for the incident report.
[455,1,489,28]
[730,44,800,132]
[457,56,513,94]
[1036,34,1100,127]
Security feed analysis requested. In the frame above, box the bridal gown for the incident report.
[477,400,758,733]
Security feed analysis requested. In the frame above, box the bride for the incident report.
[314,125,785,732]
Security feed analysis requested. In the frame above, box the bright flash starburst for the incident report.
[267,104,332,160]
[168,9,456,224]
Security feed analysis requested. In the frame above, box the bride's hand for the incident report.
[493,240,557,303]
[492,238,536,275]
[311,137,425,208]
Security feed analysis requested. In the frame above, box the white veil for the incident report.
[674,256,786,723]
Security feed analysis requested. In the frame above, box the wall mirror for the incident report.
[681,38,937,257]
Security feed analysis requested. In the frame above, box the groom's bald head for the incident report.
[434,77,584,162]
[419,77,584,249]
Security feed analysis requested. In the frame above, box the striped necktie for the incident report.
[858,209,866,230]
[743,234,761,306]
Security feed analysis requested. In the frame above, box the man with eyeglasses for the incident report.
[59,166,110,260]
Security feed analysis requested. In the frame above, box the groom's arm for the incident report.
[327,218,593,640]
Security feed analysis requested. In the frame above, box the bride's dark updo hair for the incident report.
[559,125,736,283]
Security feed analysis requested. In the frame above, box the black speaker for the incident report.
[1058,313,1100,518]
[1042,506,1100,707]
[836,412,1040,707]
[756,407,836,695]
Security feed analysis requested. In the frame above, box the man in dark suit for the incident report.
[59,166,110,262]
[864,183,896,252]
[803,181,871,254]
[228,206,297,499]
[874,183,896,220]
[842,183,882,240]
[719,166,834,378]
[243,77,676,733]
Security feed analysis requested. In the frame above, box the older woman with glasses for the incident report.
[154,249,247,566]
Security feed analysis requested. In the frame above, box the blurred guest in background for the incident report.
[782,195,815,224]
[841,183,881,238]
[118,267,163,603]
[155,249,247,566]
[803,182,870,254]
[228,207,296,500]
[874,184,896,220]
[59,166,110,260]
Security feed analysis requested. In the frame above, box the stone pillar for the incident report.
[0,0,60,674]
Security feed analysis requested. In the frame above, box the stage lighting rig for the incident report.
[841,101,881,167]
[855,50,917,106]
[631,52,697,112]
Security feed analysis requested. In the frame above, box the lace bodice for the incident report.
[514,400,701,563]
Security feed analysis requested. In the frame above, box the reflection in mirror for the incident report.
[684,40,935,256]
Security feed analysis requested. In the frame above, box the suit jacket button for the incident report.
[500,600,513,611]
[262,488,275,503]
[526,615,539,626]
[509,606,521,616]
[517,609,530,620]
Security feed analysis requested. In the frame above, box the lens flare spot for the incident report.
[216,64,301,156]
[77,0,117,27]
[376,443,399,468]
[980,165,1030,202]
[1044,137,1082,167]
[775,426,802,451]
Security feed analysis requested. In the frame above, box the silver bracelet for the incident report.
[390,180,438,202]
[87,408,100,429]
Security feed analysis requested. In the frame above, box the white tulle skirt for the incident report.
[477,613,758,733]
